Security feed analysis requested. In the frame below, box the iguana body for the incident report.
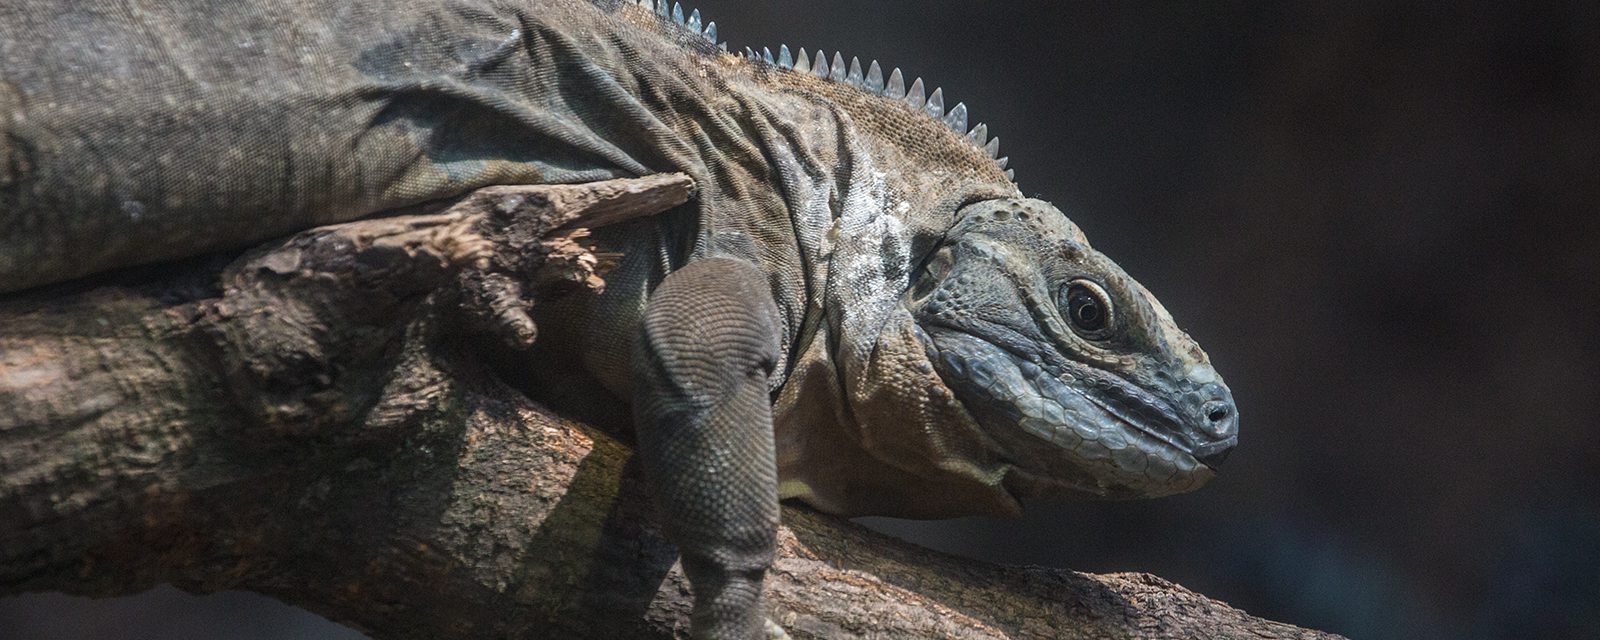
[0,1,1239,638]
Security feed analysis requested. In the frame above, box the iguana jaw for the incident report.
[922,327,1216,500]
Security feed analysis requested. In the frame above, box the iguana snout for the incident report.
[907,198,1238,500]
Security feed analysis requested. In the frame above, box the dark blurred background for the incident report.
[2,1,1596,638]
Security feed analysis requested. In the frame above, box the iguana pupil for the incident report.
[1067,283,1108,332]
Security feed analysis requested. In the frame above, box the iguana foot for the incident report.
[633,257,784,640]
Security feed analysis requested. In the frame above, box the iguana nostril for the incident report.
[1194,381,1238,439]
[1206,405,1230,423]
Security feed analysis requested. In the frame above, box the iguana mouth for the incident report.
[921,325,1214,500]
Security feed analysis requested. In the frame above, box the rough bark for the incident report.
[0,175,1340,639]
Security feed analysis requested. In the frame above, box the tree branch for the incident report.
[0,175,1339,639]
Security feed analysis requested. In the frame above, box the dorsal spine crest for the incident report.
[625,0,1014,181]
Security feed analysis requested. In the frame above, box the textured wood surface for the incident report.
[0,175,1339,639]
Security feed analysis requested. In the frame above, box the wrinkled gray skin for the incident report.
[0,1,1237,637]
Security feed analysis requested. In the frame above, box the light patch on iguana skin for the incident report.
[776,137,1023,517]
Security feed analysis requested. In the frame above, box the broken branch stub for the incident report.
[447,173,695,348]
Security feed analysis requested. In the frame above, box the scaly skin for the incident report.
[2,1,1239,637]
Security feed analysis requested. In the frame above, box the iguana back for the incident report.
[0,0,705,292]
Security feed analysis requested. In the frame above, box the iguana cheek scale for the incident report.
[0,1,1239,637]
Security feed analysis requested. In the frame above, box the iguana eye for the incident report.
[1063,280,1112,335]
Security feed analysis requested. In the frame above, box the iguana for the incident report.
[0,0,1239,637]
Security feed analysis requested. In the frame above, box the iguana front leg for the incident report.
[633,257,786,639]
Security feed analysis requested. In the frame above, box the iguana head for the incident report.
[905,198,1237,503]
[807,190,1238,517]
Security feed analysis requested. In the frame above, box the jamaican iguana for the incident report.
[0,0,1239,637]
